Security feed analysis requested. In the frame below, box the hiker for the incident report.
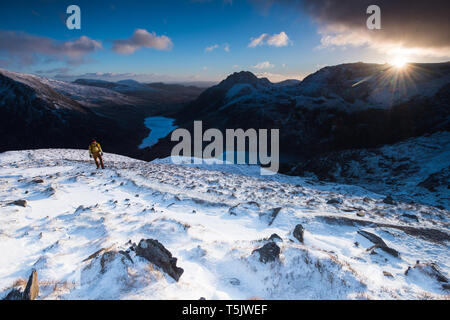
[88,139,105,169]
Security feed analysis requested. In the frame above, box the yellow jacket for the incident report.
[89,142,103,156]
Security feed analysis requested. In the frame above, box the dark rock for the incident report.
[293,224,305,243]
[32,179,44,184]
[9,200,27,207]
[267,233,282,242]
[3,289,23,300]
[383,195,396,205]
[327,198,342,205]
[442,284,450,291]
[357,230,400,257]
[199,297,206,300]
[229,278,240,286]
[135,239,184,281]
[356,212,365,217]
[252,242,280,263]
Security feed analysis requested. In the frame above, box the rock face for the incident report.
[3,269,39,300]
[23,269,39,300]
[357,230,400,257]
[252,242,280,263]
[135,239,184,282]
[293,224,305,243]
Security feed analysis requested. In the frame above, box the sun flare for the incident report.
[391,56,409,69]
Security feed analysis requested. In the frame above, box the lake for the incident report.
[139,116,178,149]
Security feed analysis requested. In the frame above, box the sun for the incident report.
[391,56,409,69]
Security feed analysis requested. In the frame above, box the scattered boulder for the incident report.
[327,198,342,205]
[293,224,305,243]
[9,200,27,207]
[383,195,396,205]
[135,239,184,282]
[356,212,365,217]
[32,179,44,184]
[357,230,400,257]
[252,242,280,263]
[3,270,39,300]
[383,271,394,278]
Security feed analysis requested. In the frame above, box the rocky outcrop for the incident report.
[357,230,399,257]
[135,239,184,282]
[252,242,280,263]
[3,269,39,300]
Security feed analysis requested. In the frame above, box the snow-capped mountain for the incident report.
[0,143,448,299]
[153,63,448,164]
[73,78,206,105]
[0,69,142,108]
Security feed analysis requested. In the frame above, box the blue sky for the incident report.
[0,0,448,83]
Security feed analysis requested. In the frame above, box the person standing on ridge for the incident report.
[88,139,105,169]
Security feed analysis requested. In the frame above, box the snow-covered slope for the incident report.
[0,149,448,299]
[0,69,141,108]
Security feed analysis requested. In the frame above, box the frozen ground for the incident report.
[0,149,449,300]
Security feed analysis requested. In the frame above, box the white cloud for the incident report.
[248,31,291,48]
[205,44,219,52]
[112,29,172,55]
[253,61,274,69]
[266,32,291,47]
[205,43,230,53]
[248,33,268,48]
